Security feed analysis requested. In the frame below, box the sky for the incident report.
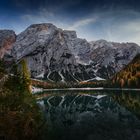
[0,0,140,44]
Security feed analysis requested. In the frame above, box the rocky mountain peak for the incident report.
[90,40,140,78]
[90,39,114,50]
[9,23,96,82]
[63,30,77,39]
[11,23,59,60]
[0,30,16,58]
[26,23,57,32]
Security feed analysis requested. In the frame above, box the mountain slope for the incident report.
[111,54,140,88]
[90,40,140,79]
[1,23,140,83]
[10,23,96,82]
[0,30,16,58]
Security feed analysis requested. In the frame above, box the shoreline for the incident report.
[32,87,140,93]
[43,87,140,91]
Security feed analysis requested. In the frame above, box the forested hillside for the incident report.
[0,60,46,140]
[110,54,140,88]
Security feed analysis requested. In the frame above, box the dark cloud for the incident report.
[2,0,140,16]
[9,0,140,9]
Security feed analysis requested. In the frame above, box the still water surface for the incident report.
[37,90,140,140]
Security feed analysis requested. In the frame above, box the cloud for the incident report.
[19,8,68,30]
[121,19,140,33]
[19,9,140,45]
[109,19,140,44]
[76,10,140,45]
[68,17,98,30]
[20,8,97,31]
[1,4,140,45]
[21,8,55,23]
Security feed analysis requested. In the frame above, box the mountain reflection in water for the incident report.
[37,90,140,140]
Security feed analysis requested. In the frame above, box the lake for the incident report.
[36,90,140,140]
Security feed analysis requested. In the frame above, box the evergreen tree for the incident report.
[0,59,46,140]
[19,59,31,93]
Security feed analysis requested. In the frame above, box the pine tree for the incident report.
[19,59,31,93]
[0,60,46,140]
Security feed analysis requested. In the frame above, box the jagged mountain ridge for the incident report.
[90,40,140,79]
[1,23,140,82]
